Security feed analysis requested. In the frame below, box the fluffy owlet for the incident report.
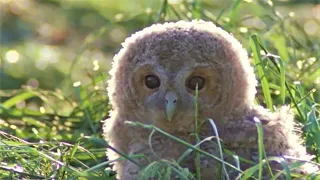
[103,20,319,179]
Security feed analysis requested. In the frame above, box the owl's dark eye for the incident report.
[144,75,160,89]
[186,76,205,91]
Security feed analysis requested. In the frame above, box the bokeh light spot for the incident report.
[308,57,316,64]
[39,107,45,114]
[187,12,192,18]
[313,5,320,20]
[296,60,303,69]
[10,125,17,130]
[304,20,318,35]
[27,78,39,88]
[16,101,26,109]
[109,27,127,43]
[93,60,100,71]
[73,81,81,87]
[32,128,39,135]
[168,0,182,4]
[239,27,248,33]
[35,60,48,70]
[0,0,12,3]
[224,17,230,22]
[260,50,266,55]
[289,12,295,17]
[93,65,99,71]
[5,50,20,63]
[93,60,99,66]
[145,8,152,14]
[114,14,124,22]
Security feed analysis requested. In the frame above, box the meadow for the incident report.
[0,0,319,179]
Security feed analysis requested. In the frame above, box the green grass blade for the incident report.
[2,91,37,108]
[306,105,320,149]
[269,157,291,180]
[253,117,265,179]
[265,54,286,104]
[250,35,273,110]
[125,121,242,173]
[277,58,286,104]
[157,0,168,22]
[191,0,201,19]
[194,85,201,180]
[208,119,230,180]
[241,163,261,180]
[270,35,290,63]
[295,82,307,121]
[74,83,96,134]
[228,0,241,26]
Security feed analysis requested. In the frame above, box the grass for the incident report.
[1,0,320,179]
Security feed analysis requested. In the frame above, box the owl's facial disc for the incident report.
[165,91,178,121]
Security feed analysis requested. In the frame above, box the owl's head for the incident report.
[108,20,257,132]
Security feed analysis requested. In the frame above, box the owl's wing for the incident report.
[222,105,319,175]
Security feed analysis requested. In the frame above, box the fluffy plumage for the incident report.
[103,20,319,179]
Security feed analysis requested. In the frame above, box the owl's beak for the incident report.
[165,91,178,122]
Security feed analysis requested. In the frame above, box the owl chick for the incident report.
[103,20,319,179]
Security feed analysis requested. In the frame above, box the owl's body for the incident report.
[103,21,318,179]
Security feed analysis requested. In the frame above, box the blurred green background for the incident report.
[0,0,319,179]
[1,0,319,91]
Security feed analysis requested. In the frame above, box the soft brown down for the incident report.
[103,20,319,179]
